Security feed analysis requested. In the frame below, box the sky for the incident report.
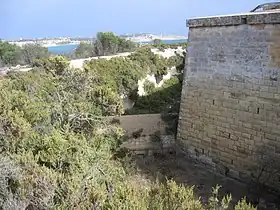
[1,0,273,40]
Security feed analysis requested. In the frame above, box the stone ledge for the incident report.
[187,10,280,28]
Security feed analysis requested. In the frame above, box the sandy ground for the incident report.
[70,47,184,69]
[70,52,131,69]
[0,65,32,75]
[151,47,184,58]
[2,47,184,75]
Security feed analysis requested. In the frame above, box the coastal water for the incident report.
[48,39,187,55]
[48,43,78,55]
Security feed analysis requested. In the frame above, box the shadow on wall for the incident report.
[125,77,183,136]
[124,49,186,114]
[249,144,280,192]
[116,69,280,208]
[110,78,184,156]
[110,68,280,208]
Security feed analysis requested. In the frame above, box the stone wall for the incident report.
[115,114,175,155]
[177,10,280,190]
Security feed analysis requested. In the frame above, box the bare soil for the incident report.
[133,153,280,209]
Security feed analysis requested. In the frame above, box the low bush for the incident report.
[0,51,256,209]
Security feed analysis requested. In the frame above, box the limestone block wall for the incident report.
[177,10,280,190]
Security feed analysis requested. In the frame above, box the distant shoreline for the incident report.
[44,37,188,47]
[47,38,188,55]
[1,46,185,74]
[42,42,80,48]
[8,35,187,48]
[45,42,79,48]
[127,35,188,43]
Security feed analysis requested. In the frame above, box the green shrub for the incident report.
[0,156,25,209]
[69,32,137,59]
[0,47,256,209]
[129,77,182,114]
[143,80,155,94]
[234,198,256,210]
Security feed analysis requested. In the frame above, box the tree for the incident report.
[153,39,162,45]
[21,44,50,64]
[96,32,119,55]
[95,32,136,56]
[71,33,136,59]
[118,37,136,52]
[32,56,70,76]
[94,39,104,56]
[74,42,96,58]
[0,41,22,66]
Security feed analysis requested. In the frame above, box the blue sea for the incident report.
[48,43,79,55]
[48,39,187,55]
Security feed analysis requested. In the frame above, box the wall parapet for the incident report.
[187,10,280,28]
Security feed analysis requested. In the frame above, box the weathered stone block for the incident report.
[178,10,280,191]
